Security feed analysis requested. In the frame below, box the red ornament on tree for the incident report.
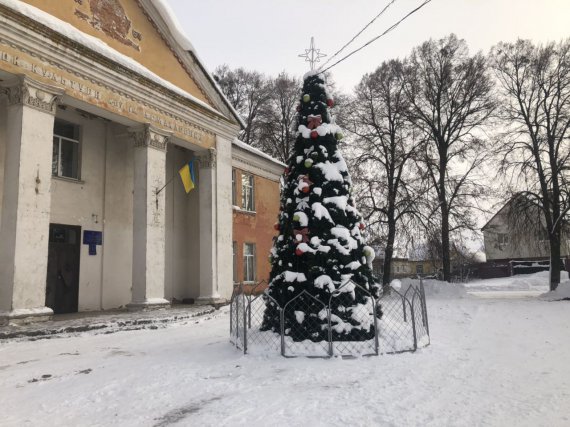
[359,222,365,230]
[310,130,318,139]
[302,186,311,194]
[295,247,304,256]
[274,223,280,231]
[327,99,334,107]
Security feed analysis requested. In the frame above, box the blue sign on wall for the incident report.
[83,230,103,255]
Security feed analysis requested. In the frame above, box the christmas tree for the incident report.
[261,71,380,342]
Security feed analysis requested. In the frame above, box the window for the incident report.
[497,233,509,245]
[232,241,238,283]
[538,230,549,243]
[243,243,256,282]
[416,263,424,274]
[232,169,237,206]
[241,173,255,211]
[52,119,80,179]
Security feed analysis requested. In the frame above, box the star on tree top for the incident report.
[298,37,327,70]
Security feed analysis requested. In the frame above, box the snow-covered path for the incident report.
[1,296,569,427]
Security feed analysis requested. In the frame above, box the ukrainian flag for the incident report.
[178,160,195,193]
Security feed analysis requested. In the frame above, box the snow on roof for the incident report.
[149,0,245,128]
[148,0,196,52]
[0,0,242,126]
[232,138,286,168]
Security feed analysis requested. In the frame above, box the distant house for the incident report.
[482,199,570,262]
[372,255,440,280]
[481,198,570,277]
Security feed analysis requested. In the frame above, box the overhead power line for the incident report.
[319,0,397,70]
[319,0,434,75]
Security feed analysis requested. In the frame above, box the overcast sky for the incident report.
[165,0,570,92]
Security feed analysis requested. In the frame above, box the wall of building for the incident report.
[232,169,280,284]
[484,218,570,261]
[50,108,107,311]
[0,98,5,230]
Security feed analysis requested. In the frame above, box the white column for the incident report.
[0,75,63,325]
[196,135,233,304]
[127,124,171,310]
[196,147,221,304]
[214,136,233,300]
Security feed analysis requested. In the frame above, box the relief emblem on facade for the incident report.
[74,0,142,51]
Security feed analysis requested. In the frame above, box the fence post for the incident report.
[235,288,240,346]
[229,290,234,338]
[420,278,429,335]
[409,299,418,351]
[243,294,248,354]
[373,295,379,356]
[248,295,252,329]
[280,307,286,357]
[327,308,333,358]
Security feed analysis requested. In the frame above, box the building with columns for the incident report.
[0,0,281,325]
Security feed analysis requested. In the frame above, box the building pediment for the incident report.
[14,0,241,127]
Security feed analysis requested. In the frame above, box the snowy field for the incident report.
[1,274,570,427]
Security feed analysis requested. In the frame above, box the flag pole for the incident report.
[155,175,175,196]
[155,158,196,199]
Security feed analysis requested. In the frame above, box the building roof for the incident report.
[232,139,286,168]
[148,0,245,128]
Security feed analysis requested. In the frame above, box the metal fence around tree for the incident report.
[230,279,430,358]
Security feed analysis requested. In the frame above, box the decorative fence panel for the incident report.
[230,279,430,358]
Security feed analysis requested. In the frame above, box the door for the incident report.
[45,224,81,314]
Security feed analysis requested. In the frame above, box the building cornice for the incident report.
[232,145,285,182]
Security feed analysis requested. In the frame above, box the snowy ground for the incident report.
[1,274,570,426]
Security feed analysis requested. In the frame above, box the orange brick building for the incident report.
[231,140,284,285]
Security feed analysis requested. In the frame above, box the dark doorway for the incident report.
[45,224,81,314]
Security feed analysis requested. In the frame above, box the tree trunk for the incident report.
[382,219,397,293]
[549,232,561,291]
[439,157,451,282]
[441,204,451,282]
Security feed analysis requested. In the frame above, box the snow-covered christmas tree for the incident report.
[261,71,380,342]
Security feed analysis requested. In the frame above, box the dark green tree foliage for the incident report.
[261,72,380,342]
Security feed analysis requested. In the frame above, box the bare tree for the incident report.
[404,34,496,282]
[343,59,424,289]
[257,72,300,162]
[490,39,570,290]
[213,65,272,146]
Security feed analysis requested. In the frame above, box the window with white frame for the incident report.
[232,169,237,206]
[241,173,255,211]
[243,243,256,282]
[52,119,80,180]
